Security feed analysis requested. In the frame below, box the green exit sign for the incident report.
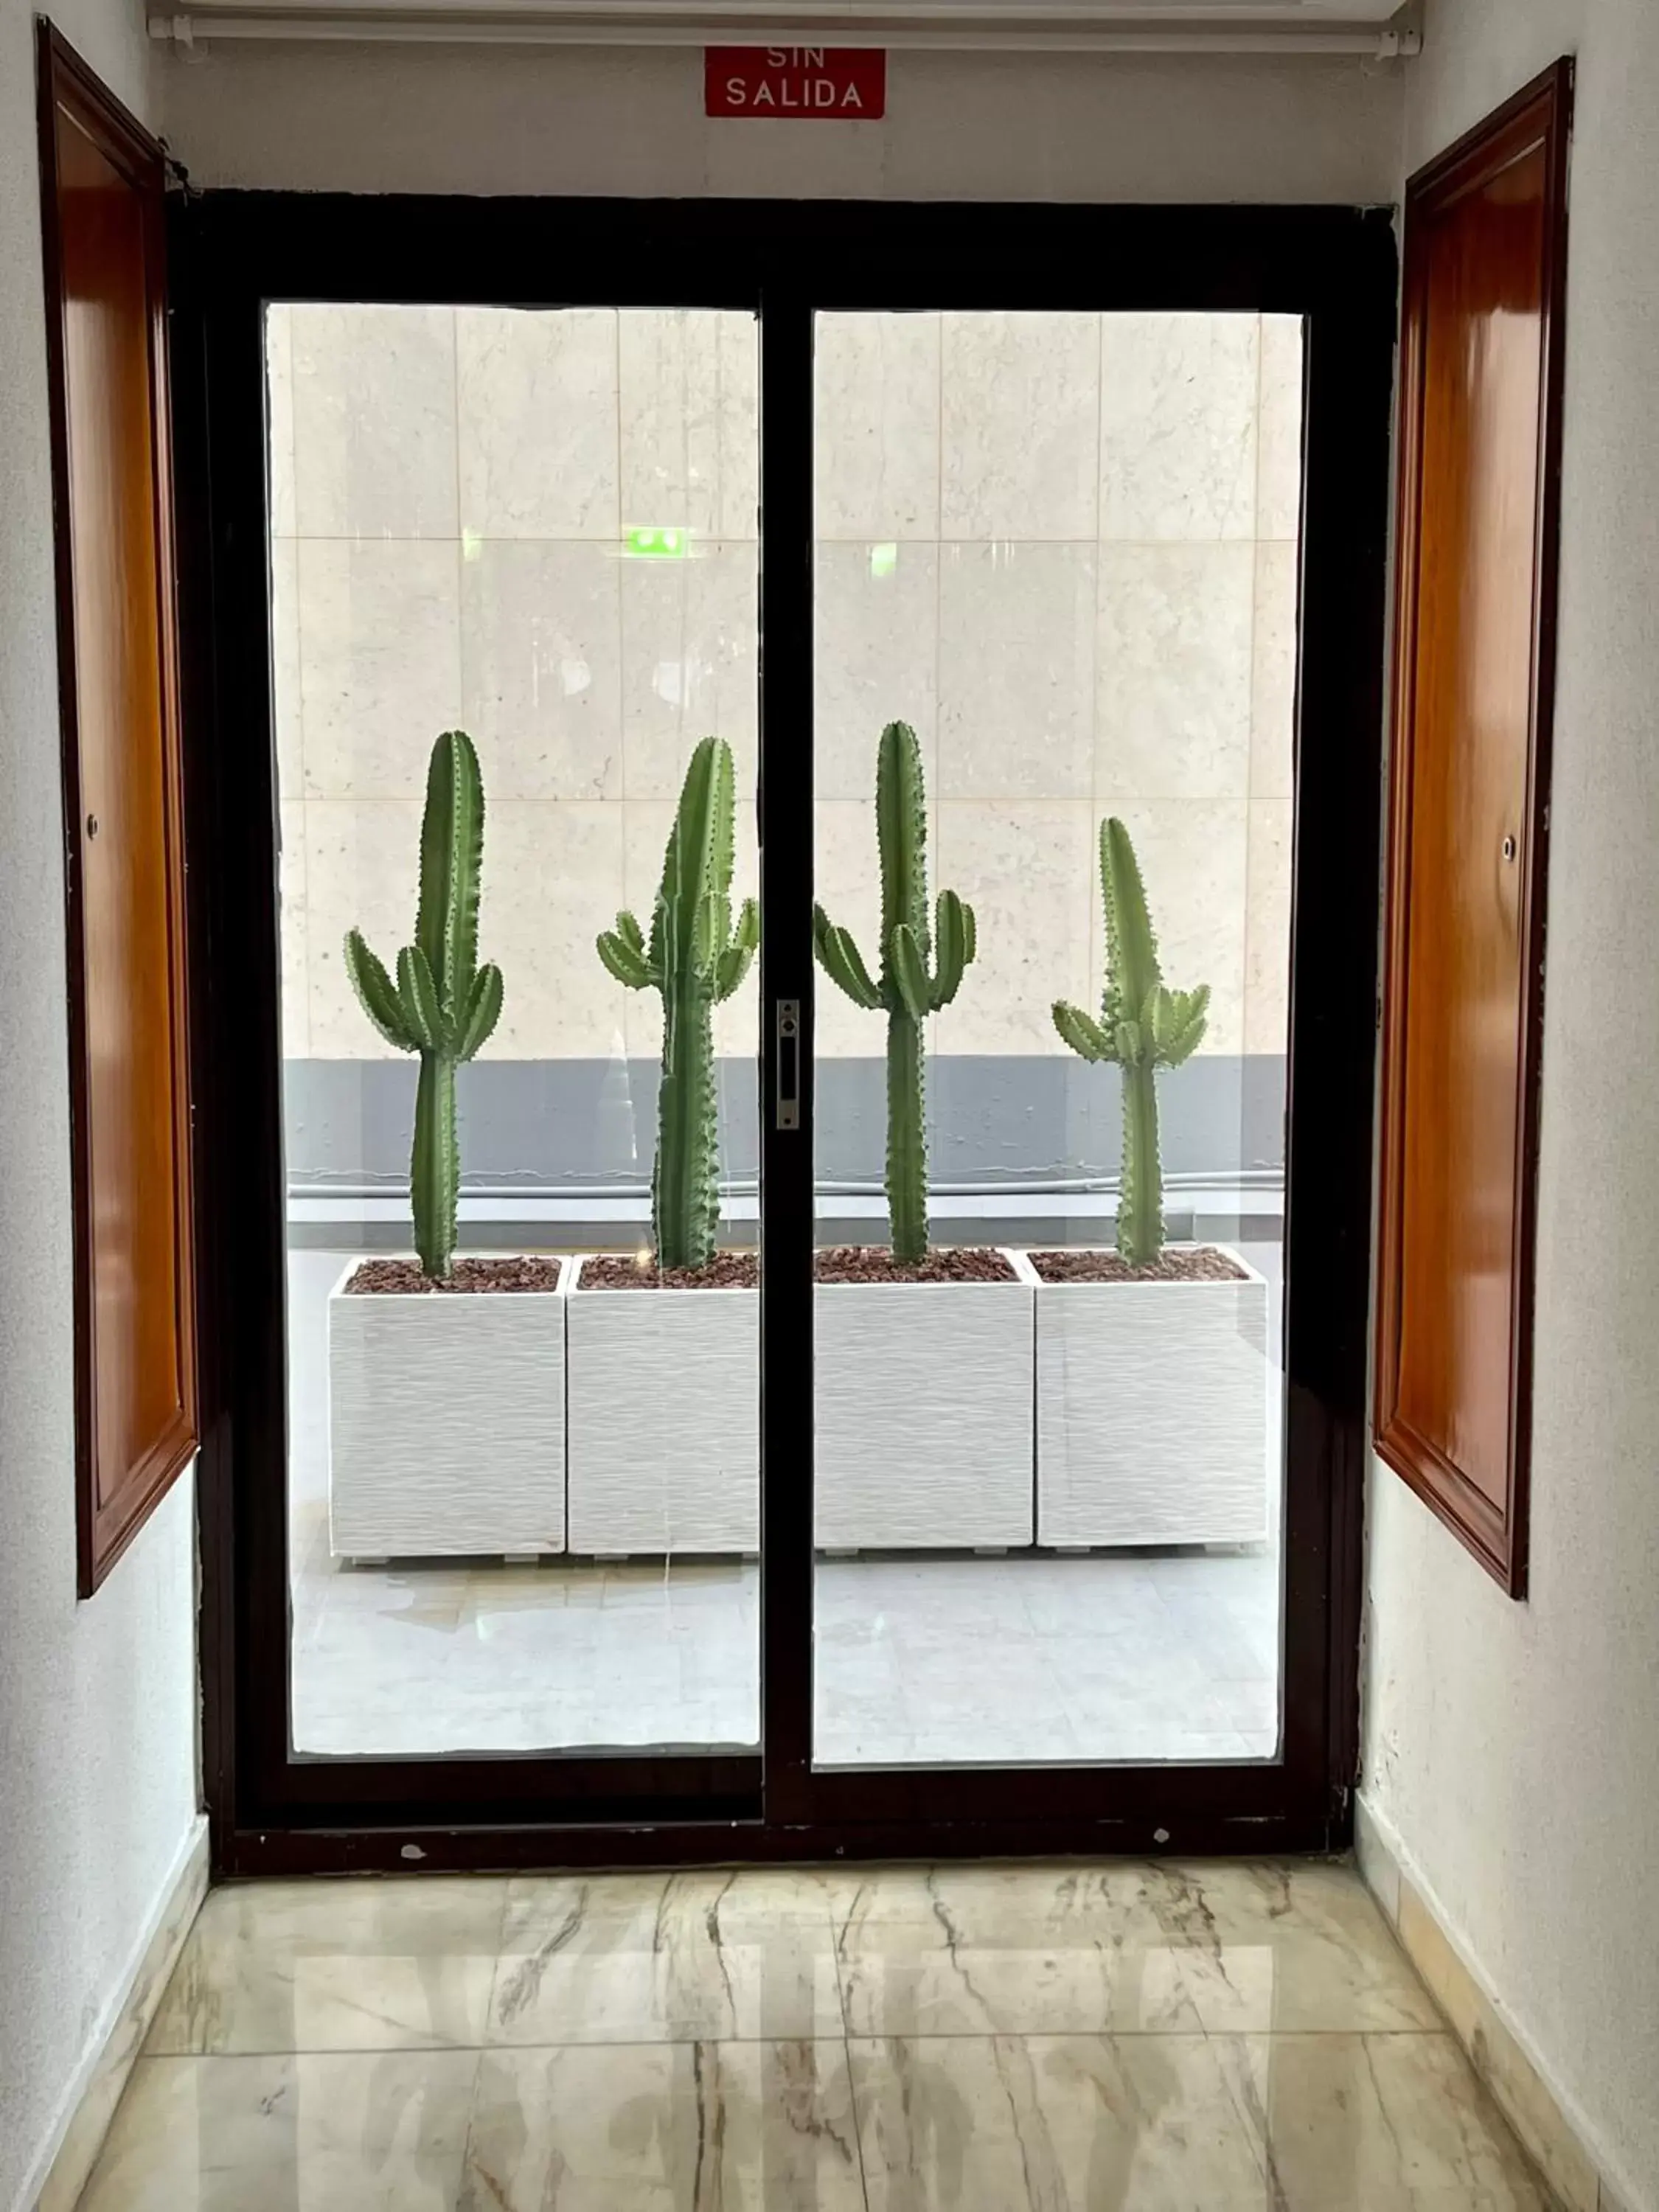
[626,526,689,557]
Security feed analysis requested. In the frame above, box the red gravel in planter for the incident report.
[1029,1247,1248,1284]
[580,1251,760,1291]
[813,1246,1016,1285]
[344,1256,566,1295]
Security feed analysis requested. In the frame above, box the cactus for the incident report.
[342,730,504,1281]
[813,721,975,1265]
[596,738,758,1271]
[1054,817,1208,1268]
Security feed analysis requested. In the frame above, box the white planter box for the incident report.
[564,1252,1037,1555]
[565,1256,759,1554]
[327,1258,570,1560]
[813,1255,1035,1551]
[1033,1248,1270,1548]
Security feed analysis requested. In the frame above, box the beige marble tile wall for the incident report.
[268,302,761,1071]
[813,309,1300,1065]
[269,305,1299,1076]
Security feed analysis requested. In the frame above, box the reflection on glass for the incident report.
[271,303,761,1758]
[810,309,1302,1768]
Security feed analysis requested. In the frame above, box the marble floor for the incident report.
[79,1858,1551,2209]
[288,1247,1283,1764]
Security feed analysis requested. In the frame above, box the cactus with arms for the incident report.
[342,729,504,1281]
[1054,816,1209,1268]
[596,738,758,1272]
[813,720,976,1265]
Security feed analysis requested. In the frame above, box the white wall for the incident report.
[0,1,202,2206]
[1363,4,1659,2207]
[160,40,1405,203]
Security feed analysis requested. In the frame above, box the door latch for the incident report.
[775,998,800,1130]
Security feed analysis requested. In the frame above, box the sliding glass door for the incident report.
[808,307,1298,1775]
[268,301,765,1767]
[178,195,1393,1868]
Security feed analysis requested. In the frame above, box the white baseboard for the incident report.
[1355,1792,1649,2212]
[19,1814,209,2212]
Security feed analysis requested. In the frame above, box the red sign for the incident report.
[705,46,886,121]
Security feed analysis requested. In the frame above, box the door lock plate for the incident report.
[776,998,800,1130]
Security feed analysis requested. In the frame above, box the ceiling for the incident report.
[149,0,1419,52]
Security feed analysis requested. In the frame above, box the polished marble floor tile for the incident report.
[1157,1855,1403,1938]
[85,1862,1558,2212]
[487,1871,846,2045]
[835,1916,1202,2039]
[145,1878,506,2056]
[828,1860,1175,1944]
[459,2040,866,2210]
[1147,1860,1442,2034]
[849,2034,1273,2210]
[78,2051,479,2211]
[1216,2031,1552,2209]
[500,1867,838,1938]
[829,1857,1444,2042]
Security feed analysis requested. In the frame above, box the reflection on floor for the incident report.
[288,1247,1281,1764]
[81,1860,1550,2209]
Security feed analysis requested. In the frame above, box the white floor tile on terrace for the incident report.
[285,1245,1284,1767]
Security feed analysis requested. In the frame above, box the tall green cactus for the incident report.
[596,738,758,1272]
[342,730,504,1281]
[813,721,975,1265]
[1054,817,1208,1268]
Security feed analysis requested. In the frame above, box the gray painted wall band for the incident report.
[284,1054,1287,1191]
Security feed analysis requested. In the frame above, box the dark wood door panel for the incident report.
[39,25,198,1593]
[1397,139,1544,1513]
[1376,62,1573,1593]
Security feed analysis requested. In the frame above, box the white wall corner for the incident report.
[17,1814,209,2212]
[1354,1790,1650,2212]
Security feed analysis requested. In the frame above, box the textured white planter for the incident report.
[565,1256,759,1554]
[1033,1247,1270,1548]
[327,1258,570,1561]
[813,1254,1036,1551]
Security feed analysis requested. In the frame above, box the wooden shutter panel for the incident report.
[37,24,198,1595]
[1374,61,1573,1596]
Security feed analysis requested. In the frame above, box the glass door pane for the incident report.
[810,309,1300,1768]
[267,302,762,1759]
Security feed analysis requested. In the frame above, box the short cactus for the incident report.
[343,730,504,1281]
[597,738,758,1272]
[1054,817,1208,1268]
[813,721,975,1265]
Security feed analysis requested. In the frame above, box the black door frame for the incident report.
[172,192,1396,1878]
